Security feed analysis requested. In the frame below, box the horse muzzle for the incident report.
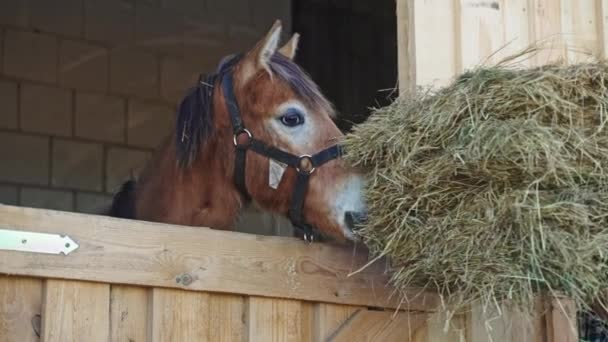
[344,211,368,232]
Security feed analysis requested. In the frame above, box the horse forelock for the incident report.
[269,53,334,117]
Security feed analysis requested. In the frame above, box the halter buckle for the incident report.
[296,155,315,175]
[233,128,252,148]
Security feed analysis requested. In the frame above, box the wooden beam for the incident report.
[397,0,417,91]
[0,204,439,310]
[545,296,578,342]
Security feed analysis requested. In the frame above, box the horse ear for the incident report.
[240,20,282,83]
[278,33,299,60]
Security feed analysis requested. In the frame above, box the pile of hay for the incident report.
[344,60,608,315]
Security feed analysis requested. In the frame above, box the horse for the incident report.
[108,20,367,243]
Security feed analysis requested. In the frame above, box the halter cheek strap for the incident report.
[220,67,343,242]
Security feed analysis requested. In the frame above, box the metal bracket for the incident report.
[0,228,79,255]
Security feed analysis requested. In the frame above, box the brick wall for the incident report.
[0,0,293,235]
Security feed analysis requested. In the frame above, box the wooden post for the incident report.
[396,0,416,92]
[545,296,578,342]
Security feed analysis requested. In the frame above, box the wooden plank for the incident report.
[313,303,361,341]
[459,0,506,69]
[560,0,602,63]
[110,285,149,342]
[528,0,566,65]
[421,312,466,342]
[545,296,577,342]
[466,300,545,342]
[315,304,361,340]
[0,204,438,310]
[301,301,314,342]
[246,297,303,342]
[600,0,608,58]
[149,288,210,342]
[502,0,532,66]
[0,276,42,342]
[326,309,427,342]
[41,279,110,342]
[397,0,417,91]
[208,293,246,342]
[413,0,460,86]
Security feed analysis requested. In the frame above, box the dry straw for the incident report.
[344,52,608,321]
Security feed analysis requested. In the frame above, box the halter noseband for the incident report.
[217,57,343,242]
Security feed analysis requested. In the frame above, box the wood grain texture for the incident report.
[405,0,607,88]
[600,0,608,58]
[460,0,506,69]
[397,0,417,91]
[502,0,532,66]
[0,276,42,342]
[559,0,601,62]
[150,288,210,342]
[0,204,437,310]
[247,297,303,342]
[301,301,314,342]
[466,301,545,342]
[313,303,361,341]
[421,312,466,342]
[41,280,110,342]
[208,293,246,342]
[545,297,577,342]
[413,0,460,86]
[326,310,426,342]
[528,0,566,65]
[110,285,149,342]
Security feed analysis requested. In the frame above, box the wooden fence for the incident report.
[0,204,576,341]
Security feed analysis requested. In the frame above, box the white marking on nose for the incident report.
[332,175,366,240]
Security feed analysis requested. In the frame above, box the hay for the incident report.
[343,59,608,316]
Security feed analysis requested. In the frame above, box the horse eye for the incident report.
[279,110,305,127]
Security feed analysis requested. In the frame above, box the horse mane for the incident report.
[175,55,237,166]
[174,53,334,167]
[107,179,136,219]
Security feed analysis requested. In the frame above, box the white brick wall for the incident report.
[0,0,293,235]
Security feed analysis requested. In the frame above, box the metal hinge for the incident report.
[0,228,79,255]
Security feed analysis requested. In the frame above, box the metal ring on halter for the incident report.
[296,155,315,175]
[303,233,314,243]
[233,128,252,148]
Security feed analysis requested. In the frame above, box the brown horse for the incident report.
[108,20,367,242]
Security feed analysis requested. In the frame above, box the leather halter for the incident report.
[218,58,343,242]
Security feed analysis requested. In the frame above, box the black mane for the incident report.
[175,55,239,167]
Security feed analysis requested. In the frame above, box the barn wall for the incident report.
[400,0,608,89]
[0,0,292,235]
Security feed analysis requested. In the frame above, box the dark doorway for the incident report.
[292,0,398,131]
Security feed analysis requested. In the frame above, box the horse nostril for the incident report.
[345,211,368,230]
